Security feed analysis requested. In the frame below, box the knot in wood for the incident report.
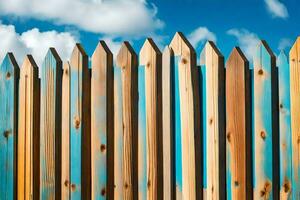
[64,69,69,75]
[64,180,69,187]
[100,144,106,152]
[6,72,11,79]
[279,103,283,109]
[258,69,264,75]
[101,188,106,196]
[260,131,266,140]
[74,117,80,129]
[260,181,271,198]
[71,183,76,191]
[226,132,231,143]
[283,179,291,193]
[3,130,10,138]
[124,182,129,189]
[181,58,188,64]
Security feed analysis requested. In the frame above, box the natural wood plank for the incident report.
[69,44,91,199]
[138,38,163,200]
[253,40,279,200]
[0,53,19,200]
[115,42,138,200]
[225,47,251,200]
[200,41,226,200]
[162,46,175,200]
[91,41,114,200]
[278,51,292,200]
[61,62,70,200]
[289,37,300,199]
[169,32,201,200]
[40,48,62,200]
[17,55,40,200]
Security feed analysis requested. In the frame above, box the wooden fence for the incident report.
[0,32,299,200]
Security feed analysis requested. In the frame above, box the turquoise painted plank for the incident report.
[0,53,18,200]
[40,48,62,199]
[113,66,124,200]
[252,41,278,199]
[278,51,292,199]
[173,56,183,197]
[200,65,207,192]
[138,66,147,199]
[69,44,90,199]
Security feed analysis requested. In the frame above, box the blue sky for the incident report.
[0,0,299,66]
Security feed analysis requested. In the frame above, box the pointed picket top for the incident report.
[200,41,223,66]
[254,40,275,69]
[92,40,112,62]
[227,47,248,67]
[42,48,62,67]
[70,43,88,68]
[139,38,161,66]
[278,50,288,67]
[169,32,195,56]
[290,37,300,64]
[20,55,38,77]
[116,41,137,68]
[0,52,19,72]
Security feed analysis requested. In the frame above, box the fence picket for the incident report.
[278,51,292,200]
[115,42,138,200]
[91,41,114,200]
[200,41,226,200]
[289,37,300,199]
[40,48,62,200]
[169,32,201,200]
[61,62,70,200]
[225,47,251,200]
[69,44,91,199]
[162,46,175,200]
[18,55,40,200]
[138,38,163,199]
[0,53,19,200]
[252,41,279,199]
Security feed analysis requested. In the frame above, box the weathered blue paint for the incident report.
[113,66,124,199]
[69,46,89,200]
[278,51,292,199]
[173,56,183,195]
[138,66,147,199]
[0,53,18,200]
[200,65,207,190]
[40,48,62,199]
[253,42,276,199]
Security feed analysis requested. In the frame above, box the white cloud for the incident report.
[278,38,292,50]
[0,0,164,37]
[0,22,77,66]
[102,36,123,56]
[227,28,260,60]
[188,27,217,49]
[264,0,289,19]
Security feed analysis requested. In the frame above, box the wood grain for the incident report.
[91,41,114,200]
[252,40,279,200]
[278,51,292,200]
[61,62,70,200]
[40,48,62,200]
[289,37,300,199]
[162,46,175,200]
[200,41,225,200]
[0,53,19,200]
[69,44,91,199]
[115,42,138,200]
[138,38,163,200]
[17,55,40,200]
[169,32,201,200]
[225,47,251,200]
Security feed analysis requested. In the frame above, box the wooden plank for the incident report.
[253,40,279,200]
[61,62,70,200]
[138,38,163,200]
[91,41,114,200]
[40,48,62,200]
[162,46,175,200]
[278,51,292,200]
[169,32,201,200]
[200,41,226,200]
[17,55,40,200]
[69,44,91,199]
[0,53,19,200]
[115,42,138,200]
[289,37,300,199]
[225,47,251,200]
